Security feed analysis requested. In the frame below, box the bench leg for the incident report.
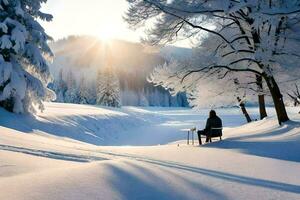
[187,131,189,145]
[220,136,222,141]
[192,131,194,145]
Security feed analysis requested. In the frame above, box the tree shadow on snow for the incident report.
[126,161,230,200]
[207,140,300,163]
[229,120,300,141]
[97,151,300,195]
[204,120,300,163]
[105,162,228,200]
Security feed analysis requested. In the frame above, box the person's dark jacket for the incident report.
[205,116,222,135]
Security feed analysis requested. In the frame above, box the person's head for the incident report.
[209,110,217,118]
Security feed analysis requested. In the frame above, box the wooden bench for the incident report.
[208,127,223,142]
[182,127,222,145]
[198,127,223,145]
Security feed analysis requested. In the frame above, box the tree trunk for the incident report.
[258,94,267,119]
[263,74,289,125]
[237,97,252,123]
[256,75,268,119]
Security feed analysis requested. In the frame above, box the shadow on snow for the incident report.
[96,150,300,195]
[0,144,107,162]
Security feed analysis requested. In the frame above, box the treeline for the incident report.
[49,68,189,107]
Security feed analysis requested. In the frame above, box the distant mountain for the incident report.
[49,36,189,107]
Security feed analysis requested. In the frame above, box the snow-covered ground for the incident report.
[0,102,300,200]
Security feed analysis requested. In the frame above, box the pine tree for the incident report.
[64,71,78,103]
[78,76,89,104]
[86,83,97,104]
[139,88,149,106]
[54,69,67,102]
[0,0,53,113]
[96,67,121,107]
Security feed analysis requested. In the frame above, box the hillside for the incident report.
[49,36,190,107]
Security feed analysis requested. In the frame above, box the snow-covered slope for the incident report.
[0,102,260,146]
[0,102,186,146]
[0,103,300,200]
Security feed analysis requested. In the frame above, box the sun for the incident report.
[96,28,116,42]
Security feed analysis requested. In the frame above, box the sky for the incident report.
[41,0,144,43]
[41,0,190,47]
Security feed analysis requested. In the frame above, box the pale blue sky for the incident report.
[41,0,190,47]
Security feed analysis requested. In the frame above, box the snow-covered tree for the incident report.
[0,0,53,113]
[86,83,97,104]
[233,78,253,123]
[139,88,149,106]
[78,76,89,104]
[150,59,257,122]
[126,0,300,124]
[96,67,121,107]
[64,71,78,103]
[53,69,67,102]
[287,84,300,107]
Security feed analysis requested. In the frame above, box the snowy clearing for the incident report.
[0,102,300,200]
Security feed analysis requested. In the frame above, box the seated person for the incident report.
[197,110,222,145]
